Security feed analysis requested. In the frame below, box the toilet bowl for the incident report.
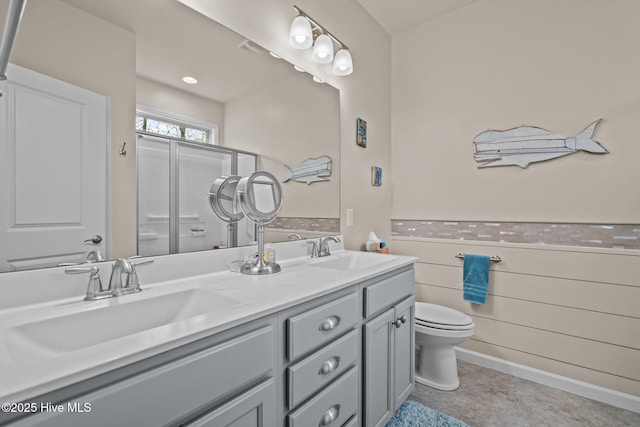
[414,302,474,391]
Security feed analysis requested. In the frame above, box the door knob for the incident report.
[84,235,103,244]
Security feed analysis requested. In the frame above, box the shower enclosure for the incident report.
[137,134,257,257]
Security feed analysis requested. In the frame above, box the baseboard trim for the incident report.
[456,347,640,414]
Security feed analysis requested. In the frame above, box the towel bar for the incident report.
[455,253,502,263]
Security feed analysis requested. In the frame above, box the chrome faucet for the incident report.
[318,236,341,257]
[65,257,153,301]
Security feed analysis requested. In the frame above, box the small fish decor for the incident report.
[283,155,332,184]
[473,119,608,168]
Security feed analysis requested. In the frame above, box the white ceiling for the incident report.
[54,0,479,103]
[358,0,479,35]
[59,0,295,103]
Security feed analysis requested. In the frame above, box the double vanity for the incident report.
[0,238,416,427]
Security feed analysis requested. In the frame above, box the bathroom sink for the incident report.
[5,289,241,355]
[315,251,398,271]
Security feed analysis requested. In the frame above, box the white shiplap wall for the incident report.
[393,237,640,397]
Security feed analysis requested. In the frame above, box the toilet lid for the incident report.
[415,302,473,327]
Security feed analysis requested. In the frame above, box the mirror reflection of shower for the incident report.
[236,171,284,275]
[137,134,257,256]
[209,175,244,248]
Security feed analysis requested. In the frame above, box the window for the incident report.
[135,110,216,144]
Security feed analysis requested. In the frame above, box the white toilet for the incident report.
[414,302,474,391]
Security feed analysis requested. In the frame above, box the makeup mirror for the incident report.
[208,175,244,248]
[236,171,283,275]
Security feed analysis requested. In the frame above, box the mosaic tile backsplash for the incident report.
[267,217,340,234]
[391,220,640,250]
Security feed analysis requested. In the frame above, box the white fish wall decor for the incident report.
[473,119,608,168]
[283,155,332,184]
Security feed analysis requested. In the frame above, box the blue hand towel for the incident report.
[463,254,491,304]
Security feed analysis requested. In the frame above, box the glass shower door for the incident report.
[177,143,232,253]
[137,135,171,256]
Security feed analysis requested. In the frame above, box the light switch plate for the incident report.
[346,209,354,227]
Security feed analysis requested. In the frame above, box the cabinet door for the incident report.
[393,296,415,410]
[363,307,394,427]
[184,379,275,427]
[9,326,274,427]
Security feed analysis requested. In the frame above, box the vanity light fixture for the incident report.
[182,76,198,85]
[288,14,313,49]
[312,34,334,64]
[288,5,353,76]
[332,48,353,76]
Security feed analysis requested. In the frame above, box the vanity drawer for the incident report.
[287,328,358,409]
[287,366,358,427]
[363,267,414,318]
[287,292,358,360]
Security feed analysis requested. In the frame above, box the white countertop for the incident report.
[0,241,415,403]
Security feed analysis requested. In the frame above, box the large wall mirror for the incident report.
[0,0,340,272]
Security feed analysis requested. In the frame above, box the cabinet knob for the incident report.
[393,315,407,328]
[319,404,340,426]
[318,357,340,375]
[319,315,341,331]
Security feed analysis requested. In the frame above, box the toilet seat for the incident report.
[415,302,473,331]
[415,318,473,331]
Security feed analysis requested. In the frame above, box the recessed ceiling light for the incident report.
[312,75,325,84]
[293,65,306,73]
[182,76,198,84]
[269,51,282,59]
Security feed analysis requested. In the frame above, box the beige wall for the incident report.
[391,0,640,222]
[224,72,340,218]
[2,0,137,258]
[391,0,640,396]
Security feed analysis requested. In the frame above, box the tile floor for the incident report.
[408,360,640,427]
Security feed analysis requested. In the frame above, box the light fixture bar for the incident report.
[292,5,349,50]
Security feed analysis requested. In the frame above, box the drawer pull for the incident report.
[393,315,407,328]
[319,315,341,331]
[319,404,340,426]
[318,356,341,375]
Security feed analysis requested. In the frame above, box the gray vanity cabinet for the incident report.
[362,267,415,427]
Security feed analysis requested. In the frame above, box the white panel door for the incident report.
[0,64,108,272]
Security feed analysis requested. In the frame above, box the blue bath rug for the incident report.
[386,400,469,427]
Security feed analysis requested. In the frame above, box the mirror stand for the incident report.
[240,224,281,275]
